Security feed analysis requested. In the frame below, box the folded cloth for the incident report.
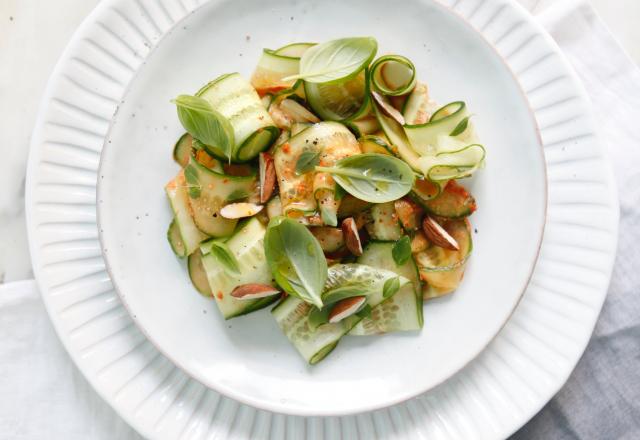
[0,281,140,439]
[512,2,640,440]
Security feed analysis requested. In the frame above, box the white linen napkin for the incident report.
[1,2,638,439]
[0,281,140,439]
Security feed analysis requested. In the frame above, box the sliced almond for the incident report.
[231,283,281,300]
[422,216,459,251]
[279,98,321,123]
[220,202,264,219]
[341,217,363,256]
[371,91,405,125]
[259,152,276,203]
[328,296,367,324]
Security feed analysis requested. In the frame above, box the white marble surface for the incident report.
[0,0,638,284]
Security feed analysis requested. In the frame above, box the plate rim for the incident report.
[24,0,619,437]
[92,0,549,416]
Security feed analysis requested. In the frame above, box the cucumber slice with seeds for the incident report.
[350,241,422,335]
[188,250,212,297]
[201,218,278,319]
[185,158,256,237]
[414,180,476,218]
[366,203,402,241]
[272,264,409,364]
[197,73,278,162]
[167,218,186,257]
[165,173,207,255]
[173,133,193,167]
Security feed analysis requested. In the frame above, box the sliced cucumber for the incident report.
[350,241,422,335]
[167,218,186,257]
[165,173,208,255]
[370,55,417,96]
[273,42,316,57]
[309,227,345,253]
[346,115,380,137]
[185,158,256,237]
[372,98,421,172]
[266,195,283,219]
[402,82,437,125]
[201,218,278,319]
[414,219,472,271]
[291,122,312,136]
[358,135,393,155]
[366,203,402,241]
[414,180,476,218]
[404,102,469,155]
[304,70,367,121]
[173,133,192,167]
[422,265,466,299]
[337,194,371,219]
[251,49,300,94]
[273,122,359,218]
[197,73,278,162]
[272,264,409,364]
[188,249,212,296]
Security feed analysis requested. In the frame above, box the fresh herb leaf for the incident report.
[308,306,331,330]
[264,217,327,308]
[450,116,470,136]
[334,184,347,201]
[320,205,338,227]
[322,283,371,305]
[226,189,248,203]
[315,153,414,203]
[184,164,201,198]
[382,276,401,299]
[356,304,372,319]
[284,37,378,84]
[295,150,321,175]
[172,95,235,161]
[205,239,240,275]
[392,236,412,266]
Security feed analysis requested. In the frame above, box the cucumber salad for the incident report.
[165,37,485,364]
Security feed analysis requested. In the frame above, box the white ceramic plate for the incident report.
[96,0,546,416]
[26,0,618,438]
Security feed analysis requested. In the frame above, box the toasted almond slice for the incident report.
[220,202,264,219]
[231,283,281,300]
[259,152,276,203]
[422,216,459,250]
[371,91,405,125]
[279,98,321,123]
[328,296,367,323]
[341,217,363,256]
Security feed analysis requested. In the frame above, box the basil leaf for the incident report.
[184,164,201,199]
[207,239,240,275]
[264,217,327,308]
[450,116,470,136]
[334,184,347,201]
[356,304,372,319]
[308,306,331,331]
[382,276,401,299]
[315,153,414,203]
[322,283,371,305]
[285,37,378,84]
[392,236,412,266]
[295,150,321,175]
[226,189,248,203]
[172,95,235,161]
